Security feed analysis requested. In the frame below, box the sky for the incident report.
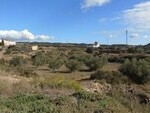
[0,0,150,45]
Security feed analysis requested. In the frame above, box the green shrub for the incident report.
[0,95,58,113]
[86,47,94,54]
[90,70,129,84]
[66,59,83,72]
[32,52,48,66]
[108,55,124,63]
[119,58,150,84]
[72,91,101,102]
[69,54,93,69]
[72,91,119,111]
[48,58,64,71]
[86,56,108,71]
[9,56,26,67]
[4,45,29,54]
[32,75,82,91]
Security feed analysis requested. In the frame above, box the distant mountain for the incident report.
[17,42,92,47]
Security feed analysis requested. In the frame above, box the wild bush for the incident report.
[119,58,150,84]
[32,52,48,66]
[69,54,93,65]
[65,59,83,72]
[72,91,102,102]
[48,57,64,71]
[0,95,58,113]
[4,45,29,54]
[32,75,82,91]
[86,47,94,54]
[9,56,26,67]
[90,70,129,84]
[86,55,108,71]
[108,55,124,63]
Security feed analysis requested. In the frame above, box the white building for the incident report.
[93,41,100,48]
[0,39,16,46]
[32,45,38,51]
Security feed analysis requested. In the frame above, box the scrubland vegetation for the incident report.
[0,43,150,113]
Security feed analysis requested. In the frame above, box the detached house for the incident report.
[0,39,16,46]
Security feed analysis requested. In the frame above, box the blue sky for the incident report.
[0,0,150,45]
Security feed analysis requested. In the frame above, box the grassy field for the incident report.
[0,44,150,113]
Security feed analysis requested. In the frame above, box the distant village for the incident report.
[0,39,101,51]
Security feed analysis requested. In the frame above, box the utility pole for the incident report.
[126,30,128,45]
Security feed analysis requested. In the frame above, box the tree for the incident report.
[48,58,64,71]
[86,47,94,54]
[32,52,48,66]
[1,39,4,46]
[66,59,83,72]
[119,58,150,84]
[9,56,26,67]
[86,56,108,71]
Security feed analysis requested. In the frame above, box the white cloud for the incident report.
[109,34,117,38]
[82,0,111,9]
[122,1,150,31]
[0,29,54,41]
[143,35,150,39]
[130,33,139,38]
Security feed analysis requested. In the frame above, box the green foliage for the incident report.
[86,55,108,71]
[48,57,64,71]
[72,91,128,113]
[108,55,124,63]
[5,45,30,54]
[69,54,93,63]
[72,91,102,102]
[0,89,133,113]
[9,56,26,67]
[66,59,83,72]
[90,70,129,84]
[0,95,58,113]
[119,58,150,84]
[86,47,94,54]
[4,45,16,54]
[32,52,48,66]
[32,75,82,91]
[52,96,72,106]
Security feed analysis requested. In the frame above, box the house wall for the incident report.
[3,40,16,46]
[32,45,38,51]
